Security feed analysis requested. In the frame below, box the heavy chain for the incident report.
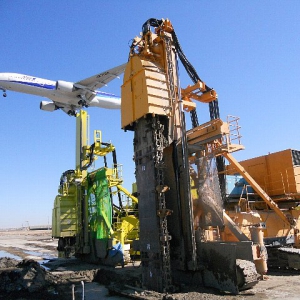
[164,35,176,103]
[152,117,172,292]
[164,34,180,142]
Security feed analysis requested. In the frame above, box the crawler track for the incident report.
[268,247,300,269]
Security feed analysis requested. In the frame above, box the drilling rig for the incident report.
[52,110,139,266]
[121,18,266,294]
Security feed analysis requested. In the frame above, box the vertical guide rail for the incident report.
[75,110,90,254]
[163,35,177,141]
[164,34,197,271]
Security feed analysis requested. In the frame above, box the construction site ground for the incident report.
[0,230,300,299]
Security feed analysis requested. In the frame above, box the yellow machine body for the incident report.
[122,56,171,129]
[52,172,79,239]
[225,210,300,245]
[225,149,300,251]
[227,149,300,199]
[52,194,78,238]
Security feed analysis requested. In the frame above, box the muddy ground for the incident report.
[0,229,300,299]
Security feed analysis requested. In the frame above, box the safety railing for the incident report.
[225,115,243,146]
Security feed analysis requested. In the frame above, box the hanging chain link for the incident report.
[152,117,172,292]
[164,36,176,103]
[153,33,177,292]
[164,34,181,143]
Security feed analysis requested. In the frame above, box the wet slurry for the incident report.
[0,230,127,299]
[1,230,300,299]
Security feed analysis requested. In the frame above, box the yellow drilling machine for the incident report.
[52,110,139,266]
[120,18,267,294]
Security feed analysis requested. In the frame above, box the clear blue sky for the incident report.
[0,1,299,228]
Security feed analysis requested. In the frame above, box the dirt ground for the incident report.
[0,229,300,299]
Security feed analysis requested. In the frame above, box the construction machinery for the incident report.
[52,110,139,266]
[225,149,300,269]
[52,18,300,295]
[121,18,266,294]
